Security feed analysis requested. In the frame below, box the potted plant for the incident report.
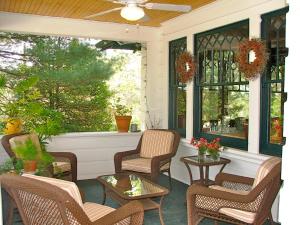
[12,139,54,173]
[113,98,132,132]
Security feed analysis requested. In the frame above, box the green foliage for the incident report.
[112,97,132,116]
[12,139,38,161]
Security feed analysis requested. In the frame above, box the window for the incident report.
[169,37,187,137]
[194,20,249,149]
[261,8,288,156]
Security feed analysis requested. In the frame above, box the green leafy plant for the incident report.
[113,97,132,116]
[12,139,54,169]
[13,139,38,161]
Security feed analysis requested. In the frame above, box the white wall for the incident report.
[46,132,141,180]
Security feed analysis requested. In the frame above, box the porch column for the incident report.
[248,15,261,154]
[186,34,194,140]
[279,0,299,223]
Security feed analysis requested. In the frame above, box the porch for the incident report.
[0,0,299,224]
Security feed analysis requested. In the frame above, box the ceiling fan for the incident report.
[85,0,192,22]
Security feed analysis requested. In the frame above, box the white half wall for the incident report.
[46,132,142,180]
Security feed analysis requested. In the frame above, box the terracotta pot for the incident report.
[23,160,37,172]
[115,116,132,132]
[3,118,22,135]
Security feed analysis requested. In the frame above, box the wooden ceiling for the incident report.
[0,0,216,27]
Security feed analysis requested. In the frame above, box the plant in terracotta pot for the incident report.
[113,98,132,132]
[12,139,54,173]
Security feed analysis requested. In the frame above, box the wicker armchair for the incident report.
[114,129,180,187]
[0,174,144,225]
[187,157,281,225]
[1,133,77,182]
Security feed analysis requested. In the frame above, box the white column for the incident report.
[247,15,262,154]
[186,34,194,140]
[279,0,300,223]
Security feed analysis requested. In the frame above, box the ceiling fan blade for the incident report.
[85,7,122,19]
[144,3,191,12]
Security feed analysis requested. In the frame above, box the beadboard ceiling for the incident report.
[0,0,216,27]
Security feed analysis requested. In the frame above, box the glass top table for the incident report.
[180,155,231,186]
[97,173,169,225]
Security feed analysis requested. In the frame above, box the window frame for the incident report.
[193,20,250,150]
[168,37,187,137]
[260,7,289,157]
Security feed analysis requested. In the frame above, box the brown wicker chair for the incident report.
[114,129,180,187]
[1,133,77,182]
[187,157,281,225]
[0,174,144,225]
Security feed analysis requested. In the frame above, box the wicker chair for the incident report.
[1,133,77,182]
[0,174,144,225]
[187,157,281,225]
[114,129,180,187]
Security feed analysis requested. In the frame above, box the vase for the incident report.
[209,153,220,161]
[198,152,206,161]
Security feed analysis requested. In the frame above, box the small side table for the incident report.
[180,155,231,186]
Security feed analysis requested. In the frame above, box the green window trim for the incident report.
[260,7,289,157]
[194,20,250,150]
[168,37,187,137]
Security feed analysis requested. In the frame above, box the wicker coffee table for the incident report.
[97,173,169,225]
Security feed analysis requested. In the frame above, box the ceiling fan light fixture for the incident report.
[121,4,145,21]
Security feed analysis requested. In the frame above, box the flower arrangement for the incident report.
[190,137,221,160]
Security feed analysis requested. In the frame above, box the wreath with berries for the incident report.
[175,51,196,83]
[236,39,268,80]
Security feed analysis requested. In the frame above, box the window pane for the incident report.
[269,90,283,144]
[195,20,249,148]
[201,85,249,139]
[176,87,186,129]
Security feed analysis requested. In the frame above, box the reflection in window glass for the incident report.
[195,21,249,143]
[176,87,186,129]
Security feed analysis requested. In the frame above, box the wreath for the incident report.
[237,39,268,80]
[175,51,196,83]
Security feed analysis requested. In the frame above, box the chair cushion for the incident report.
[83,202,115,222]
[140,130,174,158]
[22,174,83,208]
[53,161,72,174]
[219,208,256,224]
[84,202,130,224]
[209,185,249,195]
[9,133,42,154]
[253,157,281,187]
[122,157,170,173]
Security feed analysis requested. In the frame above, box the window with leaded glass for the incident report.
[194,20,249,149]
[261,7,288,156]
[169,37,187,137]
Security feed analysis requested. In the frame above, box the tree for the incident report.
[0,32,123,132]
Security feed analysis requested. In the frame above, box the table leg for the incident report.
[158,196,166,225]
[100,184,106,205]
[184,162,194,185]
[199,166,204,185]
[205,166,209,185]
